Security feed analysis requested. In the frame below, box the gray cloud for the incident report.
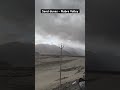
[0,0,34,44]
[35,0,85,49]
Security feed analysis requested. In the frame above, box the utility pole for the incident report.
[59,43,64,90]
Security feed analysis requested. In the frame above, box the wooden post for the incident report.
[59,43,64,90]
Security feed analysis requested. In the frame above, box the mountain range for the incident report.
[0,42,34,67]
[35,44,85,56]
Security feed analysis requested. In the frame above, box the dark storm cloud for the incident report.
[86,0,120,53]
[86,0,120,71]
[0,0,34,44]
[35,0,85,48]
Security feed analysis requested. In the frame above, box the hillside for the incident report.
[35,44,85,56]
[0,42,34,67]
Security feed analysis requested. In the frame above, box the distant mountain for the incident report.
[35,44,85,56]
[0,42,34,67]
[86,50,120,72]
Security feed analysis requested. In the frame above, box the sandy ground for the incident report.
[35,56,85,90]
[0,67,34,90]
[86,72,120,90]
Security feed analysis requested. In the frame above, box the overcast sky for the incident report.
[0,0,34,45]
[35,0,85,50]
